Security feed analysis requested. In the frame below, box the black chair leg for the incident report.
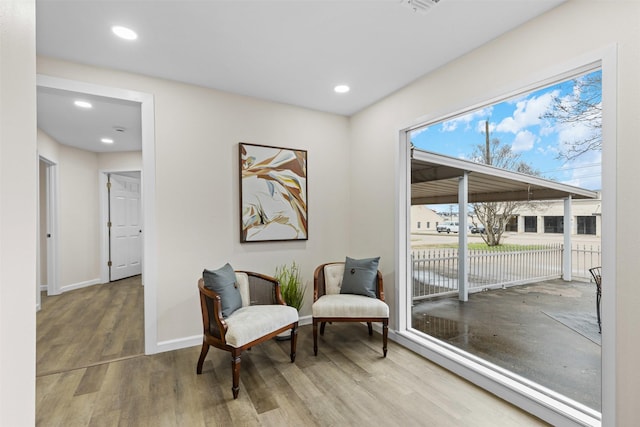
[231,350,241,399]
[596,289,602,333]
[313,320,319,356]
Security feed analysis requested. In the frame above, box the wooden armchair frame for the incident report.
[197,271,298,399]
[312,262,388,357]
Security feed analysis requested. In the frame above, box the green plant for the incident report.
[274,261,306,311]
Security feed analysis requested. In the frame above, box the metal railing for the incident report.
[412,244,579,301]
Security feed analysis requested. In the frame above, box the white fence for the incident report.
[412,244,601,301]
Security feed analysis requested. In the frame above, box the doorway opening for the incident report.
[36,74,157,362]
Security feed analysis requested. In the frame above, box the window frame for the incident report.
[396,47,617,426]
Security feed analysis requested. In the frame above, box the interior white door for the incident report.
[109,174,142,281]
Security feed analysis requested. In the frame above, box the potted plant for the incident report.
[274,261,306,311]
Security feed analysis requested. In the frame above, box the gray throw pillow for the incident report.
[202,263,243,318]
[340,256,380,298]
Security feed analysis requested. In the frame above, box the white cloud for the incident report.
[440,106,494,133]
[511,130,536,152]
[556,120,598,154]
[475,120,496,134]
[496,90,559,134]
[536,144,559,156]
[559,150,602,190]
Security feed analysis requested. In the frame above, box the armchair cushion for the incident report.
[324,263,345,295]
[203,263,243,318]
[313,294,389,318]
[340,256,380,298]
[225,305,299,347]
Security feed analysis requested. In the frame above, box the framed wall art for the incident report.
[239,142,308,242]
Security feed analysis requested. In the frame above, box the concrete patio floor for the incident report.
[412,278,601,411]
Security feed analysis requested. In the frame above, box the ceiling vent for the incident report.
[400,0,441,14]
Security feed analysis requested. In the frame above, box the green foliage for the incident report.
[274,261,305,311]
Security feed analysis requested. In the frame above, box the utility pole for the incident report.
[485,120,491,165]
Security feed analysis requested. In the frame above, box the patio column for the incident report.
[563,196,572,281]
[458,172,469,301]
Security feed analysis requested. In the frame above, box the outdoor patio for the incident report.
[412,278,601,411]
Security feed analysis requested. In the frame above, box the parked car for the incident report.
[470,224,485,234]
[437,221,459,233]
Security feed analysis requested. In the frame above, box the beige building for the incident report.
[410,205,444,233]
[506,194,602,237]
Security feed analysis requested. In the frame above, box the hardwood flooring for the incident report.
[36,280,548,426]
[37,276,144,376]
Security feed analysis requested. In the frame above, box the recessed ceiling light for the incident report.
[101,138,114,144]
[111,25,138,41]
[334,85,350,94]
[74,100,92,109]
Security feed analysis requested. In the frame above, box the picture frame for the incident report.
[239,142,308,242]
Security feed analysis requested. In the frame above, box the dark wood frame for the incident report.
[312,262,388,357]
[197,271,298,399]
[239,142,308,243]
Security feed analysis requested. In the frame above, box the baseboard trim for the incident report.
[156,335,202,353]
[60,278,101,293]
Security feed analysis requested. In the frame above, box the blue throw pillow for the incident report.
[202,263,243,318]
[340,256,380,298]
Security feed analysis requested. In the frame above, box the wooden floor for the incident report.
[36,280,548,426]
[37,276,144,377]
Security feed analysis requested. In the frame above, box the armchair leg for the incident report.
[313,319,318,356]
[290,325,298,362]
[382,319,388,358]
[320,321,327,336]
[231,350,241,399]
[367,322,373,336]
[196,342,209,374]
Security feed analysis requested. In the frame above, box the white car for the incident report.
[437,221,459,233]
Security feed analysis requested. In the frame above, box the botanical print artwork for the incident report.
[240,143,308,242]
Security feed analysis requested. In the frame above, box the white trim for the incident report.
[59,278,102,293]
[157,335,202,353]
[392,330,600,427]
[37,156,60,296]
[140,91,157,354]
[599,43,617,427]
[298,314,312,326]
[36,75,158,355]
[397,45,615,426]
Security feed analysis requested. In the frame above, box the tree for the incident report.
[471,132,540,246]
[542,72,602,161]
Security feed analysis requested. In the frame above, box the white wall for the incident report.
[0,0,36,425]
[99,151,142,171]
[37,56,352,343]
[58,143,101,288]
[349,1,640,424]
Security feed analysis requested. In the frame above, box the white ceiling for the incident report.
[35,0,564,153]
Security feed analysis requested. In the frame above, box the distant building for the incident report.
[411,205,444,233]
[495,193,602,237]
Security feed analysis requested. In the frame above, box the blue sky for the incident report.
[410,70,602,192]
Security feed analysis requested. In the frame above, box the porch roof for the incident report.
[411,149,598,205]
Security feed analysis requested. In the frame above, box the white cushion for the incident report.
[234,272,251,307]
[225,305,298,347]
[324,263,344,295]
[312,294,389,318]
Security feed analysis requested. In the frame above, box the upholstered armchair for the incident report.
[312,260,389,357]
[197,266,299,399]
